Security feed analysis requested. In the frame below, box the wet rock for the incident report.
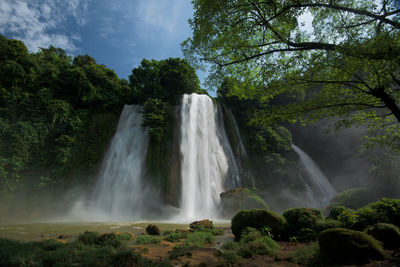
[220,188,268,218]
[318,228,386,262]
[190,219,213,229]
[146,224,161,235]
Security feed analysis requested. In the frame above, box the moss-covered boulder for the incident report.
[220,188,268,218]
[146,224,161,235]
[189,219,213,230]
[318,228,386,262]
[282,207,323,241]
[367,223,400,249]
[327,187,378,210]
[231,209,286,240]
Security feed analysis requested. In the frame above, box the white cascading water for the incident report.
[179,94,231,221]
[72,105,154,220]
[292,144,336,207]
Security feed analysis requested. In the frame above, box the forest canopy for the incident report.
[183,0,400,151]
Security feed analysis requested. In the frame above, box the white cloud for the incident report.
[137,0,185,34]
[0,0,91,52]
[97,0,190,42]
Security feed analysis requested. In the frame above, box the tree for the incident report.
[129,58,201,104]
[183,0,400,151]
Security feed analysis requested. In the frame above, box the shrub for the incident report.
[315,219,341,231]
[134,235,160,245]
[318,228,386,262]
[231,209,286,239]
[289,241,320,265]
[367,223,400,249]
[222,250,242,264]
[77,231,122,248]
[327,206,354,220]
[185,231,215,247]
[337,209,360,229]
[282,207,323,241]
[222,241,239,250]
[115,232,134,241]
[164,232,186,243]
[355,206,387,230]
[369,198,400,227]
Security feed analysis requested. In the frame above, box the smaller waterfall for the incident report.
[70,105,159,220]
[217,104,242,188]
[179,94,229,221]
[292,144,336,207]
[225,108,255,187]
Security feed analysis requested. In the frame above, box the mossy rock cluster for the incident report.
[318,228,386,262]
[231,209,286,239]
[220,188,268,218]
[189,219,213,230]
[367,223,400,249]
[328,198,400,230]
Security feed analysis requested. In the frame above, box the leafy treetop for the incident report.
[183,0,400,151]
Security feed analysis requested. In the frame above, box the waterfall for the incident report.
[179,94,232,221]
[292,144,336,207]
[216,104,242,188]
[71,105,159,220]
[225,107,255,187]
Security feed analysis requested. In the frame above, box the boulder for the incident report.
[367,223,400,249]
[231,209,286,240]
[189,219,213,229]
[318,228,386,262]
[220,188,268,218]
[146,224,161,235]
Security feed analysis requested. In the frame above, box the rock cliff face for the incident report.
[163,106,181,207]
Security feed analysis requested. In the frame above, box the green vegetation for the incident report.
[231,209,286,239]
[164,232,186,243]
[134,235,161,245]
[184,0,400,152]
[318,228,386,262]
[221,227,279,264]
[0,232,152,267]
[220,188,268,218]
[367,223,400,249]
[0,36,131,216]
[129,58,202,194]
[289,242,321,266]
[328,188,379,210]
[283,208,324,242]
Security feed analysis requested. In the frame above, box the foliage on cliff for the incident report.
[218,77,302,196]
[0,35,131,193]
[129,58,202,193]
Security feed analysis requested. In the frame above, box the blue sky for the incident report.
[0,0,196,80]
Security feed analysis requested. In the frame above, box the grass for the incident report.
[220,227,279,264]
[289,241,326,266]
[163,232,186,243]
[185,231,215,247]
[0,231,156,267]
[135,235,161,245]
